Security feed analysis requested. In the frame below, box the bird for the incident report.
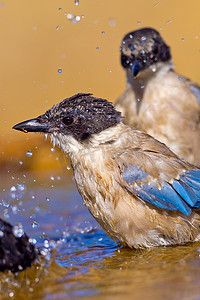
[115,27,200,166]
[0,219,38,272]
[13,93,200,249]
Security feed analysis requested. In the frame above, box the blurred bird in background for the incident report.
[13,93,200,249]
[115,27,200,166]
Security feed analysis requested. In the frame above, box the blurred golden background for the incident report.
[1,0,200,173]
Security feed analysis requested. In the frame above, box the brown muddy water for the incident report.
[1,171,200,300]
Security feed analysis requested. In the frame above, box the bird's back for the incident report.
[116,69,200,165]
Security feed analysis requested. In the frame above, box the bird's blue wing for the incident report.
[122,165,200,216]
[189,85,200,104]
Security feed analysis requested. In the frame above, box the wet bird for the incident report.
[0,219,38,272]
[115,27,200,166]
[13,93,200,249]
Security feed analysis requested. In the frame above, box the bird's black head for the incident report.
[13,93,121,142]
[120,27,171,77]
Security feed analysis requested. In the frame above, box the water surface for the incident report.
[1,173,200,300]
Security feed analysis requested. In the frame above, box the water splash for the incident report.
[13,223,24,237]
[9,184,26,200]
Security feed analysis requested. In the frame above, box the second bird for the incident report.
[115,27,200,166]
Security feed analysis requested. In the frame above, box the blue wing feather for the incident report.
[172,180,197,206]
[122,165,200,216]
[132,187,177,211]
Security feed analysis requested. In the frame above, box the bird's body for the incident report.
[115,28,200,165]
[13,93,200,249]
[50,123,200,248]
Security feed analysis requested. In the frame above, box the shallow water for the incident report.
[1,173,200,300]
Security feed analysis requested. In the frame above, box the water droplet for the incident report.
[101,31,105,34]
[195,35,199,39]
[152,67,156,72]
[67,13,75,20]
[13,223,24,237]
[166,20,172,24]
[19,161,23,165]
[58,8,62,11]
[96,47,99,50]
[46,197,50,202]
[9,292,14,298]
[40,248,49,256]
[44,239,49,248]
[108,18,116,27]
[57,68,62,73]
[67,166,71,170]
[154,3,159,7]
[56,25,59,30]
[10,186,17,192]
[12,205,18,214]
[181,38,184,41]
[26,150,33,157]
[0,231,4,237]
[75,0,79,5]
[31,221,38,229]
[141,36,147,41]
[81,14,85,18]
[50,176,55,181]
[137,21,141,25]
[71,15,80,23]
[49,240,57,249]
[18,184,26,191]
[51,148,55,152]
[29,238,37,244]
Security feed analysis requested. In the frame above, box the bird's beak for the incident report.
[132,60,142,77]
[12,117,50,133]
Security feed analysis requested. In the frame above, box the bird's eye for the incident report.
[62,116,73,125]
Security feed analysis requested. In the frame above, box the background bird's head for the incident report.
[13,93,122,146]
[120,27,171,78]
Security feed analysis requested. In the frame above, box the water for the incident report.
[0,173,200,299]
